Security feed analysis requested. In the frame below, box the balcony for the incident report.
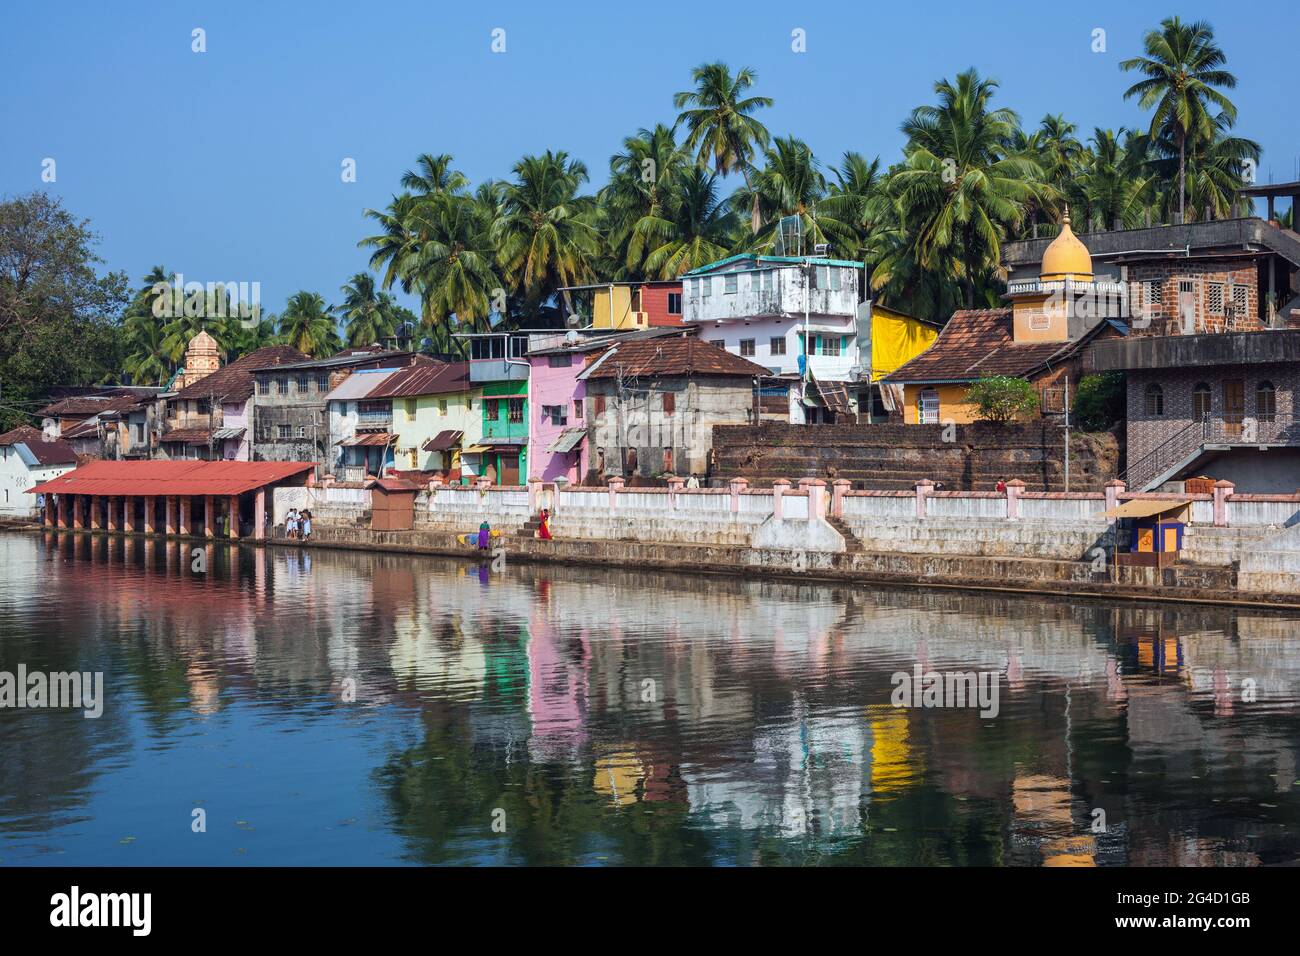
[1126,414,1300,490]
[1089,328,1300,373]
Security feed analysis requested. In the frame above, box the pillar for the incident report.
[56,494,69,529]
[729,477,748,514]
[255,488,266,541]
[43,494,55,528]
[772,479,791,519]
[1104,479,1124,521]
[204,495,214,538]
[1005,479,1025,522]
[144,496,156,534]
[228,495,239,538]
[831,479,851,518]
[802,478,827,521]
[666,475,684,509]
[72,495,84,530]
[1213,480,1234,528]
[90,496,102,531]
[165,496,175,536]
[179,497,191,536]
[915,479,934,519]
[528,477,542,514]
[607,476,624,512]
[123,496,134,533]
[106,497,118,532]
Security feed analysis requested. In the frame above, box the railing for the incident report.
[1125,414,1300,490]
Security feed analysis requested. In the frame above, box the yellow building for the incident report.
[366,362,484,476]
[884,211,1118,424]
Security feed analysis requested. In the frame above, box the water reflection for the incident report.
[1,530,1298,866]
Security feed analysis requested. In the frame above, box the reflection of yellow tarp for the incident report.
[1096,498,1190,520]
[594,751,645,806]
[870,306,940,381]
[866,704,913,794]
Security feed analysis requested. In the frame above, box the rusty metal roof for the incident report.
[27,460,316,497]
[338,432,394,447]
[583,337,767,380]
[366,361,468,398]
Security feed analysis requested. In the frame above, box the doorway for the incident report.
[499,451,520,485]
[1223,379,1244,438]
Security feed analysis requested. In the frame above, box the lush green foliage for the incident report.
[1072,372,1127,431]
[966,376,1041,423]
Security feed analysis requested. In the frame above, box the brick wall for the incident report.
[713,422,1120,491]
[1127,256,1261,335]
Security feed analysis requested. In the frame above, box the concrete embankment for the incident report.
[279,524,1293,610]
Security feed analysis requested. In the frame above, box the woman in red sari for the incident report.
[538,509,552,540]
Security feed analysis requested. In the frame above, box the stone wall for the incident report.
[712,422,1120,491]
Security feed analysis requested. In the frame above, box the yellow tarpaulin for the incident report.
[870,306,940,382]
[1096,498,1191,520]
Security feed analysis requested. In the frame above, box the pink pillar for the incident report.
[772,479,791,519]
[1104,479,1125,519]
[72,495,84,530]
[144,496,156,534]
[831,479,851,518]
[607,476,624,512]
[89,496,102,531]
[228,496,240,539]
[475,476,492,492]
[1005,479,1025,521]
[915,479,934,519]
[164,496,175,535]
[528,477,542,513]
[123,497,134,534]
[803,478,827,521]
[666,475,685,509]
[729,477,748,514]
[179,497,191,536]
[57,494,69,529]
[204,496,214,538]
[1213,480,1234,527]
[255,488,266,541]
[43,494,56,528]
[106,497,118,532]
[306,470,317,488]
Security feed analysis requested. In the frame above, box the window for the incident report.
[701,278,712,298]
[277,377,289,396]
[135,423,145,443]
[1146,280,1163,306]
[508,398,524,423]
[667,292,682,314]
[770,336,787,356]
[573,400,583,420]
[296,425,307,439]
[918,389,939,424]
[724,274,738,294]
[1257,381,1276,421]
[1193,383,1212,420]
[759,270,771,293]
[197,399,210,415]
[593,394,606,415]
[297,376,309,393]
[317,374,329,392]
[739,338,756,357]
[663,392,675,414]
[663,448,673,473]
[439,398,448,415]
[258,379,269,396]
[541,404,566,426]
[709,339,727,349]
[1145,383,1164,416]
[485,398,500,420]
[405,399,416,416]
[820,335,842,357]
[1232,285,1249,316]
[277,424,293,439]
[548,353,573,368]
[1207,282,1225,315]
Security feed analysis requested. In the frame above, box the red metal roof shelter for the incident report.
[29,460,316,497]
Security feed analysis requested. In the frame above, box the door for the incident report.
[499,451,520,485]
[1223,380,1244,439]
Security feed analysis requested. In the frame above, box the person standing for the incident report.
[477,520,491,550]
[301,510,312,541]
[537,509,552,540]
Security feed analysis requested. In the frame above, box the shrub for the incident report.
[965,376,1039,423]
[1072,372,1126,432]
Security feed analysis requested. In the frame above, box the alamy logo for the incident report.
[50,886,151,936]
[0,665,104,718]
[890,665,1000,718]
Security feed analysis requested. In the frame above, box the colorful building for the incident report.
[364,362,481,477]
[561,280,685,330]
[460,332,532,485]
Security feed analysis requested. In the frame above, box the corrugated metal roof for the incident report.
[546,428,586,453]
[27,460,316,497]
[15,440,77,466]
[421,429,463,451]
[323,368,398,402]
[338,432,394,447]
[366,362,469,398]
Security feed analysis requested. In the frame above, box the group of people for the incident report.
[285,508,313,540]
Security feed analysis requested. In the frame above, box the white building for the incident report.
[324,368,398,480]
[680,254,866,422]
[0,426,77,518]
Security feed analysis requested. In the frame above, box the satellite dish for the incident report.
[564,329,579,344]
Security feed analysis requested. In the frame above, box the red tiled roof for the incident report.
[173,345,310,403]
[365,361,466,398]
[366,476,422,492]
[38,390,151,418]
[0,425,44,446]
[585,337,767,379]
[882,309,1084,384]
[28,460,316,497]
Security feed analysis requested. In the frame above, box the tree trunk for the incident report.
[1178,131,1186,225]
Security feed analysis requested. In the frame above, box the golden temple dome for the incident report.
[1040,209,1093,280]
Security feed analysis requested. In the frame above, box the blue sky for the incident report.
[3,0,1297,314]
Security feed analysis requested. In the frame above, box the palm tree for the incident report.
[401,153,470,197]
[339,272,400,347]
[1074,128,1156,232]
[641,167,739,278]
[1121,16,1238,223]
[278,291,340,357]
[734,136,850,254]
[822,152,886,265]
[403,193,502,333]
[892,69,1041,308]
[1183,115,1261,221]
[673,62,773,232]
[600,124,690,278]
[493,151,599,309]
